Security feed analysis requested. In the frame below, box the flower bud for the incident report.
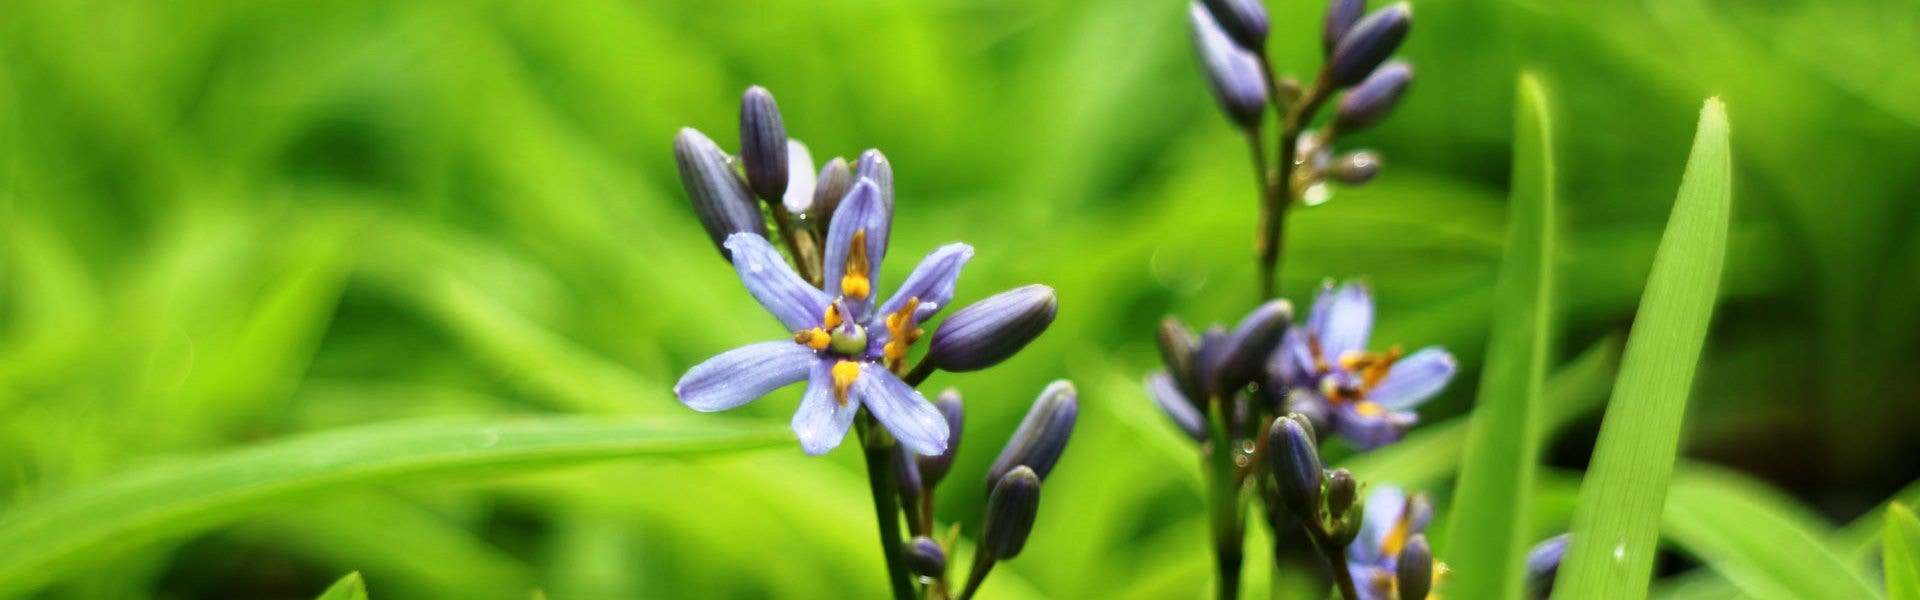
[1397,534,1435,600]
[781,139,816,214]
[739,86,789,201]
[1214,300,1293,394]
[1189,1,1269,130]
[894,445,923,504]
[811,157,852,229]
[915,390,965,487]
[1335,61,1412,133]
[1193,325,1229,397]
[987,380,1078,492]
[1329,151,1382,185]
[1325,467,1357,517]
[673,127,767,259]
[1327,3,1411,88]
[1268,417,1323,519]
[927,284,1058,371]
[855,149,894,211]
[983,466,1042,560]
[904,536,947,578]
[1157,316,1205,406]
[1200,0,1269,50]
[1147,371,1207,442]
[1526,534,1569,600]
[1323,0,1365,56]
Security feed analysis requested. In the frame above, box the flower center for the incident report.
[1319,344,1404,406]
[829,322,869,356]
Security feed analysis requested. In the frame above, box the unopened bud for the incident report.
[855,149,895,211]
[894,446,923,504]
[1330,151,1383,185]
[1189,1,1269,130]
[1326,468,1358,517]
[1323,0,1365,56]
[1327,3,1411,88]
[811,157,852,228]
[673,127,766,259]
[1214,300,1293,394]
[987,380,1078,492]
[1397,534,1435,600]
[983,466,1042,560]
[1526,534,1569,600]
[1148,371,1207,442]
[1200,0,1269,50]
[904,536,947,578]
[927,285,1058,371]
[1335,61,1412,133]
[739,86,790,201]
[781,139,816,214]
[1269,417,1324,519]
[1157,316,1205,408]
[915,390,965,486]
[1193,325,1229,397]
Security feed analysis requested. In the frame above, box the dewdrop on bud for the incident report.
[1335,61,1412,133]
[1327,3,1411,88]
[986,380,1078,492]
[983,466,1042,560]
[673,128,766,260]
[739,86,790,201]
[926,285,1058,371]
[1331,151,1383,185]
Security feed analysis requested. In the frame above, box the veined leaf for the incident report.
[1559,99,1733,600]
[0,416,790,598]
[1662,464,1877,600]
[1444,72,1559,599]
[1887,504,1920,600]
[316,572,369,600]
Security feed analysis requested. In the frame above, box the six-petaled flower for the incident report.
[1272,281,1457,450]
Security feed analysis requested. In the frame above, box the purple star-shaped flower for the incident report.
[1346,485,1434,600]
[1272,281,1457,450]
[674,179,969,456]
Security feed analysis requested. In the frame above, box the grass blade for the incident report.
[0,416,790,597]
[316,572,369,600]
[1558,98,1732,599]
[1663,464,1878,600]
[1443,72,1559,599]
[1888,504,1920,600]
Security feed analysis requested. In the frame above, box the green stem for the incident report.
[1207,395,1245,600]
[1303,520,1360,600]
[1261,75,1330,299]
[858,415,916,600]
[769,202,822,286]
[957,549,994,600]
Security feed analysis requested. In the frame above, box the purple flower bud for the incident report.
[1335,61,1412,133]
[983,466,1042,560]
[927,284,1058,371]
[915,390,965,487]
[1397,534,1435,600]
[894,445,923,504]
[1157,316,1205,406]
[855,148,895,211]
[987,380,1077,493]
[1330,150,1382,185]
[1526,534,1570,600]
[1200,0,1269,50]
[1327,3,1411,88]
[905,536,947,578]
[1325,466,1357,516]
[811,156,852,230]
[673,127,766,260]
[1147,371,1207,442]
[739,86,789,202]
[1269,416,1323,519]
[1190,2,1269,129]
[1193,324,1229,397]
[1214,300,1293,394]
[1322,0,1365,56]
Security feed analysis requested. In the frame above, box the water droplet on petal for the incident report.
[1303,182,1332,206]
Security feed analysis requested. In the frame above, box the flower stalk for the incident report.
[858,415,918,600]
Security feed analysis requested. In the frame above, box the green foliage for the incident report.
[1663,465,1877,599]
[1443,72,1559,599]
[1560,99,1732,599]
[317,572,369,600]
[1888,504,1920,600]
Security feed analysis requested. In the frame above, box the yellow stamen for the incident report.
[831,360,860,406]
[1360,344,1403,389]
[882,297,923,372]
[1354,400,1385,417]
[794,328,831,350]
[823,303,843,330]
[841,230,871,300]
[1381,498,1414,558]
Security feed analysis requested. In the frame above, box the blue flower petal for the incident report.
[856,362,948,456]
[821,179,893,319]
[1319,282,1374,361]
[725,233,830,331]
[1350,484,1407,565]
[878,243,973,324]
[792,360,858,455]
[1271,326,1318,387]
[1369,346,1456,410]
[1146,371,1206,441]
[675,341,815,412]
[1334,402,1414,451]
[782,139,816,214]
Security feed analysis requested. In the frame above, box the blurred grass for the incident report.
[1,0,1917,597]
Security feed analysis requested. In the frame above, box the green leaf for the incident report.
[1559,98,1733,600]
[1662,464,1878,600]
[1444,72,1559,600]
[0,416,790,598]
[316,571,368,600]
[1888,504,1920,600]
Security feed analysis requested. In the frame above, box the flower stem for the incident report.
[1258,74,1331,300]
[857,414,917,600]
[769,202,823,286]
[1207,395,1244,600]
[957,548,994,600]
[1303,519,1360,600]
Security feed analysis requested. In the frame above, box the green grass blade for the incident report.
[0,416,790,597]
[1443,72,1559,599]
[1662,464,1878,600]
[316,572,369,600]
[1558,98,1733,600]
[1888,504,1920,600]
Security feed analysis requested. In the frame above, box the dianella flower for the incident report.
[1347,485,1442,600]
[1272,281,1456,449]
[674,179,973,456]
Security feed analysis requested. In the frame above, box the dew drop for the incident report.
[1612,540,1627,562]
[1303,183,1333,206]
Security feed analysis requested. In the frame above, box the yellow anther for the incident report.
[823,303,844,330]
[881,297,923,373]
[794,328,831,350]
[832,360,861,406]
[884,341,907,363]
[841,230,872,300]
[1381,499,1414,558]
[1354,400,1385,417]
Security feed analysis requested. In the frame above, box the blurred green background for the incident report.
[2,0,1917,597]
